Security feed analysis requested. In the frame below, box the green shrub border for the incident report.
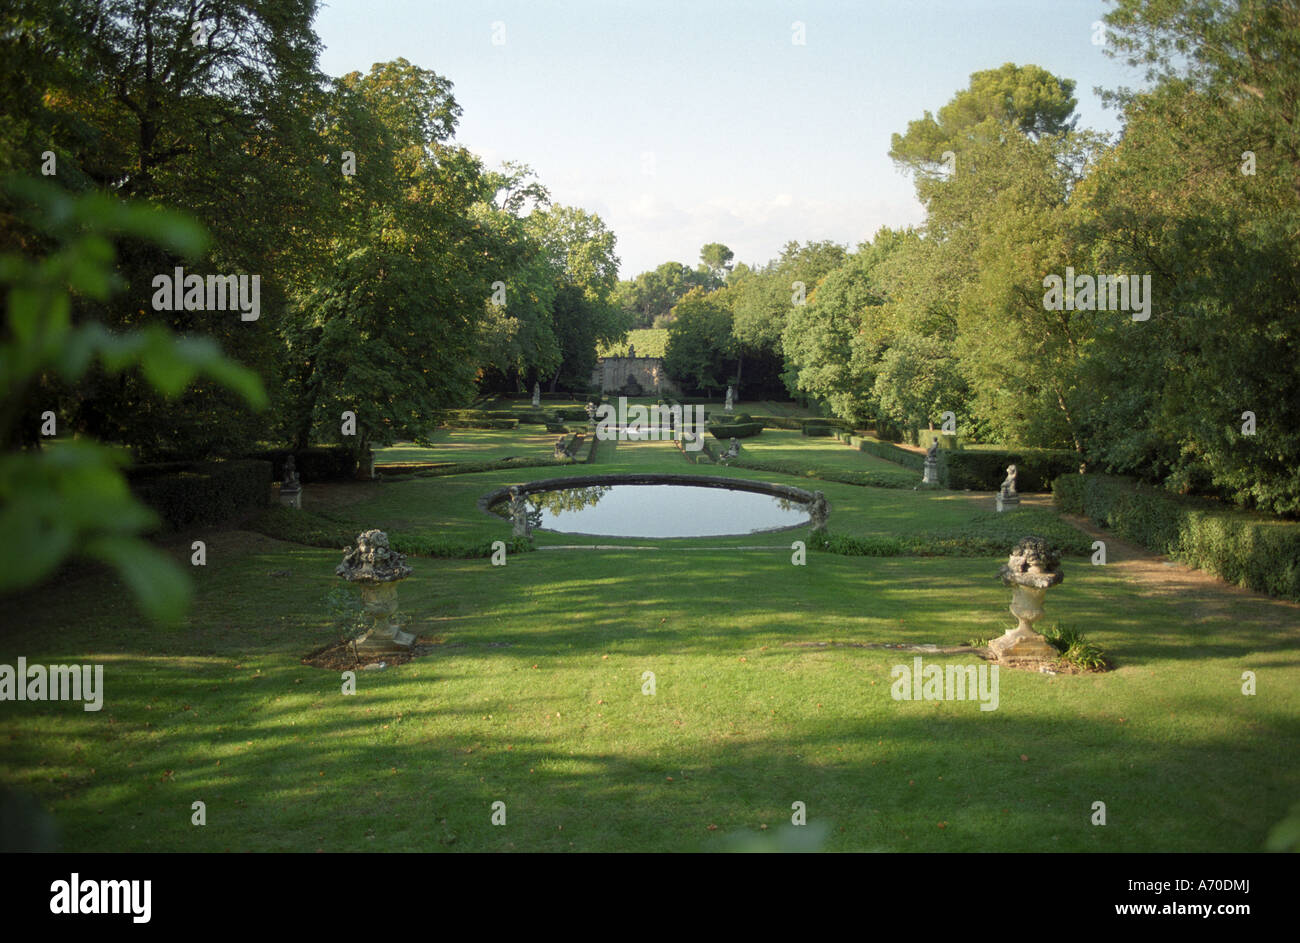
[1053,473,1300,600]
[708,421,763,439]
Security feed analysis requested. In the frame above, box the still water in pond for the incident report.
[499,484,810,538]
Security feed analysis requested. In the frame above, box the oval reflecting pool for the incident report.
[492,482,811,538]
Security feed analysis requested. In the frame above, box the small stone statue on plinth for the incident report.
[990,536,1062,663]
[335,530,415,653]
[531,382,541,407]
[554,436,574,460]
[509,486,531,538]
[921,437,940,487]
[279,454,303,509]
[585,401,598,424]
[809,491,829,533]
[996,464,1020,512]
[724,386,735,412]
[627,342,636,359]
[721,437,740,461]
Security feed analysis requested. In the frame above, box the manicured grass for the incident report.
[598,328,668,358]
[376,429,559,466]
[3,425,1296,852]
[3,530,1296,852]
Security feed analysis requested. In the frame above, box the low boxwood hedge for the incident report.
[839,433,927,474]
[408,456,570,477]
[810,508,1092,557]
[1053,473,1300,600]
[130,459,271,531]
[443,418,519,430]
[802,420,835,436]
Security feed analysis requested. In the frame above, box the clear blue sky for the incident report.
[313,0,1142,278]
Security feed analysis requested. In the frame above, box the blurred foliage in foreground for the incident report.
[0,176,265,622]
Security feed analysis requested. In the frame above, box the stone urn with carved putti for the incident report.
[990,536,1063,663]
[335,529,415,654]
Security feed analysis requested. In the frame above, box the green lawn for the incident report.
[3,424,1297,852]
[598,328,668,358]
[375,429,561,465]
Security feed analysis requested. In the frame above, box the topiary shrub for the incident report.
[707,421,763,439]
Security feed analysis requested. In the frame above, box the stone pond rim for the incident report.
[479,473,827,533]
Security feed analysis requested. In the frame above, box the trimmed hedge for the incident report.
[839,433,927,474]
[443,418,519,430]
[244,446,356,482]
[811,508,1092,557]
[493,391,582,401]
[946,448,1077,492]
[1053,473,1300,600]
[409,457,570,478]
[708,422,763,439]
[835,434,1076,493]
[130,459,271,531]
[750,415,803,430]
[509,409,552,425]
[802,420,834,436]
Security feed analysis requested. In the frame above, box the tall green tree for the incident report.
[286,60,497,455]
[663,289,734,396]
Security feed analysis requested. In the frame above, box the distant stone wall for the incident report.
[591,356,679,396]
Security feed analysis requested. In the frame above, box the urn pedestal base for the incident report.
[989,625,1058,661]
[354,580,416,652]
[355,627,416,653]
[990,584,1056,662]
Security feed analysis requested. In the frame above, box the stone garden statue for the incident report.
[722,437,740,460]
[990,536,1063,662]
[585,401,597,423]
[531,382,541,407]
[996,464,1020,511]
[280,454,303,508]
[509,486,531,538]
[809,491,829,532]
[627,342,635,359]
[724,386,735,412]
[921,437,940,487]
[335,530,415,652]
